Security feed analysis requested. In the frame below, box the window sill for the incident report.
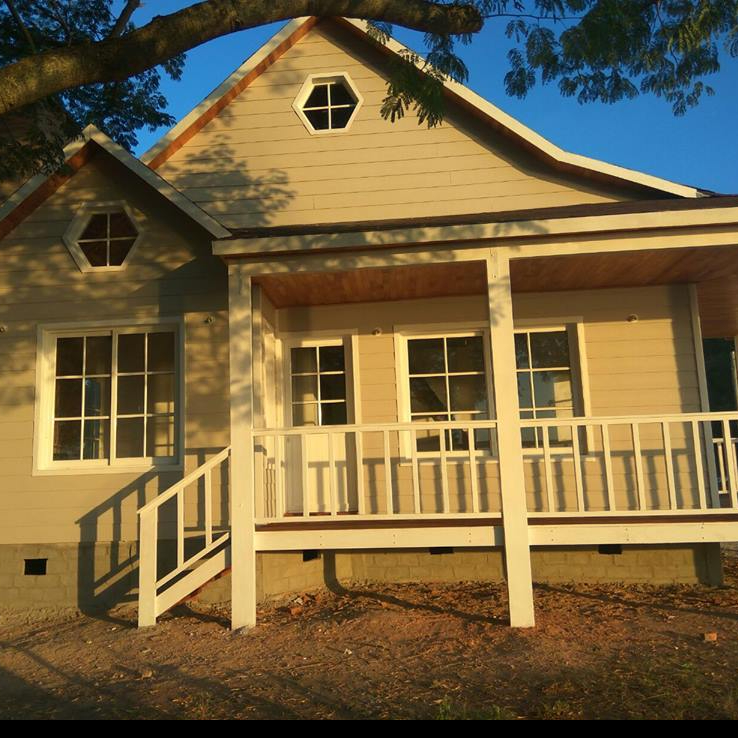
[33,462,183,477]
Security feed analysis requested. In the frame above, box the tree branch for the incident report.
[0,0,483,117]
[4,0,38,53]
[108,0,142,39]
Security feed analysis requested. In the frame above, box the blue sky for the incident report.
[129,3,738,194]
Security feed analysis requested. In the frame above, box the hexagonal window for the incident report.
[293,74,363,134]
[64,203,141,272]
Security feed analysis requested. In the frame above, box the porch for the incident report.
[138,202,738,630]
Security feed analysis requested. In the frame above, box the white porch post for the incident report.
[486,250,536,628]
[228,264,257,630]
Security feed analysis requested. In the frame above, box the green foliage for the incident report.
[0,0,183,179]
[377,0,738,126]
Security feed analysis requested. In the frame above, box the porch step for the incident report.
[155,543,231,617]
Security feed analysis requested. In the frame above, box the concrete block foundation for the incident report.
[0,542,724,611]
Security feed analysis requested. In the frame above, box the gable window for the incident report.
[405,334,492,453]
[515,328,577,449]
[293,74,362,134]
[289,344,348,426]
[37,323,180,471]
[63,202,141,273]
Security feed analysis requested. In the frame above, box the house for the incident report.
[1,16,737,631]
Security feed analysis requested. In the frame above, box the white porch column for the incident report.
[228,264,257,630]
[486,250,536,628]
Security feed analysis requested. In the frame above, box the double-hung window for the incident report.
[515,327,578,449]
[405,333,492,453]
[289,343,348,427]
[38,324,181,471]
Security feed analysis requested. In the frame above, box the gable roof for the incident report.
[142,16,708,200]
[0,125,231,240]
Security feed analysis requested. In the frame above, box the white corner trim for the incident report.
[141,17,312,165]
[0,125,231,240]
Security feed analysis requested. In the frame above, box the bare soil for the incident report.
[1,555,738,720]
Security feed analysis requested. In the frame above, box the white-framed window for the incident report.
[397,320,590,456]
[63,201,141,273]
[399,330,494,454]
[35,321,182,473]
[514,323,590,450]
[292,73,363,134]
[286,339,352,427]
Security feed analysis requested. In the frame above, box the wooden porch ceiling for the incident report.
[254,244,738,338]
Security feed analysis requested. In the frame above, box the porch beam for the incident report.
[213,206,738,260]
[216,228,738,280]
[228,264,257,631]
[486,250,536,628]
[230,246,491,277]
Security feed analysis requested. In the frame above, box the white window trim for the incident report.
[394,318,593,461]
[280,331,361,428]
[292,72,364,135]
[62,200,143,274]
[33,317,184,476]
[394,323,495,461]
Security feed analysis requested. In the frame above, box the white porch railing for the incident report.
[138,447,231,627]
[254,413,738,523]
[521,412,738,516]
[254,420,501,523]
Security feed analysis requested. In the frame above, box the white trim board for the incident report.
[0,125,230,240]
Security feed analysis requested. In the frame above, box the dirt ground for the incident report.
[1,554,738,720]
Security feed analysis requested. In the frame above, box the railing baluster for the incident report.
[440,427,450,514]
[276,433,285,519]
[411,429,421,514]
[571,423,585,513]
[301,434,309,518]
[631,423,646,511]
[722,419,738,508]
[355,431,366,516]
[542,424,555,513]
[692,421,708,510]
[383,429,393,515]
[601,424,616,512]
[661,421,677,511]
[716,437,727,496]
[328,431,337,517]
[468,426,480,514]
[204,468,213,546]
[177,491,185,567]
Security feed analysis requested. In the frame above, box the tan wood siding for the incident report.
[0,154,230,545]
[158,24,647,229]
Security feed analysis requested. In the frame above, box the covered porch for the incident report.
[139,199,738,630]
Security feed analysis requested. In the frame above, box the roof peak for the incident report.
[142,15,703,199]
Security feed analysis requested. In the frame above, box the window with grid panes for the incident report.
[75,211,137,267]
[406,335,492,453]
[290,345,348,426]
[301,79,358,131]
[515,329,576,449]
[51,328,178,464]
